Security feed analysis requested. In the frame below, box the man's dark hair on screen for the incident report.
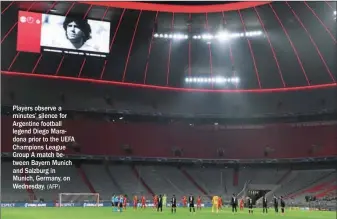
[63,16,92,42]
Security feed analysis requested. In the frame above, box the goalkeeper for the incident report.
[163,194,167,207]
[212,195,219,213]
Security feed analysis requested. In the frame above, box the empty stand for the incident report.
[82,164,122,200]
[1,162,31,202]
[153,166,202,197]
[108,165,148,197]
[136,165,180,197]
[3,116,336,160]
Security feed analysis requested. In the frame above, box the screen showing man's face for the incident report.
[66,21,84,42]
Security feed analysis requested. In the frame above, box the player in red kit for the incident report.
[123,195,127,210]
[141,196,146,209]
[133,196,138,210]
[240,198,244,211]
[218,196,223,210]
[197,196,202,210]
[153,195,158,209]
[182,196,187,208]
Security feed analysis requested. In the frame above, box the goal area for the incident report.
[58,193,100,207]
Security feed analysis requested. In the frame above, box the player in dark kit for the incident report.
[280,196,285,215]
[157,194,163,212]
[231,194,238,213]
[273,195,279,213]
[188,195,195,213]
[171,195,177,213]
[248,198,253,214]
[262,195,268,213]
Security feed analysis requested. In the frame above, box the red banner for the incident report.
[17,11,42,53]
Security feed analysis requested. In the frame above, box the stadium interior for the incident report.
[1,1,336,219]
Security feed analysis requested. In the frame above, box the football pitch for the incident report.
[2,207,335,219]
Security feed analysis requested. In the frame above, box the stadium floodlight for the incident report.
[216,31,230,41]
[185,76,240,84]
[334,11,336,15]
[155,30,262,41]
[59,193,100,207]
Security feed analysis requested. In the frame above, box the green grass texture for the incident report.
[2,207,335,219]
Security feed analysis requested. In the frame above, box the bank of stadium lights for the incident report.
[153,33,189,39]
[334,11,336,20]
[193,31,263,41]
[153,31,262,40]
[185,76,240,84]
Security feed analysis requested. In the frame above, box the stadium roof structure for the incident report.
[1,1,336,94]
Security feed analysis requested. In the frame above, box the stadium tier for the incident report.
[2,116,337,159]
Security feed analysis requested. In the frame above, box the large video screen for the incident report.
[17,11,110,57]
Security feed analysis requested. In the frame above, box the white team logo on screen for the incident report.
[27,17,34,24]
[20,16,27,23]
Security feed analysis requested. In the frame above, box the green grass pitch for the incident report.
[2,207,335,219]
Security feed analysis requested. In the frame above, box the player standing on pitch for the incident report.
[273,195,279,213]
[280,196,285,215]
[111,194,115,207]
[119,195,124,212]
[141,195,146,209]
[153,195,158,209]
[197,196,202,210]
[182,196,187,208]
[239,197,244,211]
[212,195,219,213]
[133,195,138,210]
[171,195,177,213]
[188,194,196,213]
[123,195,127,210]
[157,194,163,212]
[248,197,253,214]
[231,194,238,213]
[218,196,223,210]
[262,195,268,213]
[163,194,167,208]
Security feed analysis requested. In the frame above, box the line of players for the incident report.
[132,194,202,213]
[227,194,286,215]
[112,193,286,215]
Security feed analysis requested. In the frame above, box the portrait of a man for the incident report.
[40,14,110,53]
[63,17,92,49]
